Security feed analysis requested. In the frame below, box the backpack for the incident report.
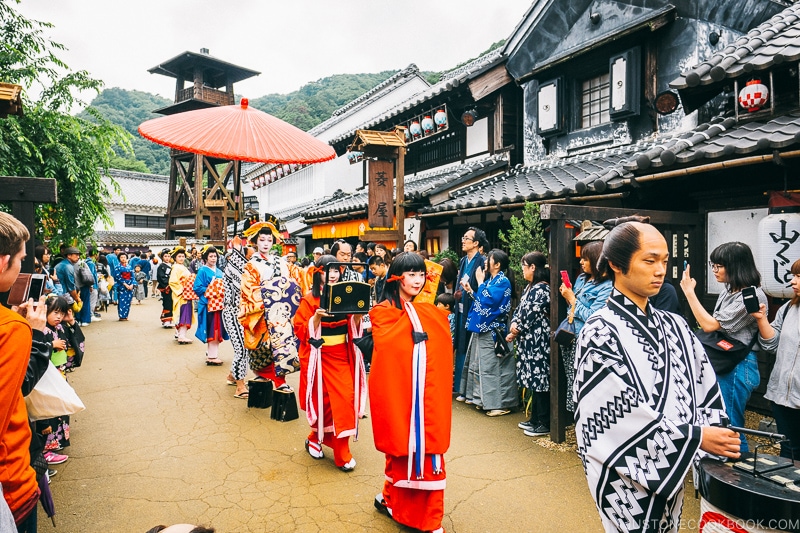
[76,260,94,286]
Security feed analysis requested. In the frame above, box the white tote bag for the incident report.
[25,362,85,420]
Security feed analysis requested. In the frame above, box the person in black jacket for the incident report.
[156,249,173,328]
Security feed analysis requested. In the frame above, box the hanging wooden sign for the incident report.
[368,159,394,228]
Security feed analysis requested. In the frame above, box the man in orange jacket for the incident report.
[0,212,48,532]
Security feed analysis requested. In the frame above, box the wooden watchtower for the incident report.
[148,48,259,242]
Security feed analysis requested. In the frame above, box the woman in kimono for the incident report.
[558,240,612,413]
[459,248,516,416]
[194,245,228,365]
[293,254,366,472]
[113,252,135,321]
[370,252,452,533]
[169,247,195,344]
[156,249,173,328]
[238,221,299,388]
[223,245,252,399]
[574,220,741,533]
[506,251,550,436]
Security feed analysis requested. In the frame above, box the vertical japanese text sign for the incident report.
[368,160,395,228]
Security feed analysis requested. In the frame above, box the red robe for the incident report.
[369,300,453,532]
[293,294,364,442]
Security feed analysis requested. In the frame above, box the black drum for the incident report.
[698,452,800,532]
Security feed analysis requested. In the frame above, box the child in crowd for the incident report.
[436,292,456,340]
[62,306,86,371]
[134,264,147,304]
[368,256,387,304]
[98,274,110,312]
[39,295,72,465]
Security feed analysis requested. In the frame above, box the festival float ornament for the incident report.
[434,109,448,130]
[421,115,435,135]
[738,79,769,113]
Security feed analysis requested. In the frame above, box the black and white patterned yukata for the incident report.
[573,289,726,533]
[222,248,248,381]
[511,281,550,392]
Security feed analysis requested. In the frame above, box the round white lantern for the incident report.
[757,211,800,297]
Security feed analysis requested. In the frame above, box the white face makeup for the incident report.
[256,233,274,254]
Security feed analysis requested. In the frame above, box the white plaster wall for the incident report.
[95,207,163,233]
[466,118,489,156]
[705,208,768,293]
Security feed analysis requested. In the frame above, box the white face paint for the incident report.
[256,233,274,254]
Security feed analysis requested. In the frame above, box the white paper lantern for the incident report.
[757,212,800,297]
[738,79,769,113]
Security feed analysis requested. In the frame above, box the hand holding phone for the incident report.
[741,286,760,313]
[560,270,572,289]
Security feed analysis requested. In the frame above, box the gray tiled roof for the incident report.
[419,146,646,214]
[671,4,800,89]
[304,156,507,221]
[421,109,800,214]
[327,50,506,146]
[93,230,165,246]
[622,112,800,172]
[104,169,169,209]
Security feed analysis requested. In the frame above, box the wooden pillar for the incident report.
[0,177,57,274]
[548,218,574,443]
[396,147,405,248]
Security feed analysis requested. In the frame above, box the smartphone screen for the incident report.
[560,270,571,289]
[742,286,759,313]
[28,274,46,303]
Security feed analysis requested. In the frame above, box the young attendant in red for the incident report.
[369,252,453,533]
[293,255,367,471]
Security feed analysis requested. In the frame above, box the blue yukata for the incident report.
[114,265,135,319]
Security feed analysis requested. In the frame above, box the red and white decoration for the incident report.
[738,79,769,113]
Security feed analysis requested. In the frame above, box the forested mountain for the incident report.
[84,40,505,174]
[80,89,173,174]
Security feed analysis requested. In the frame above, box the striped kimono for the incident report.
[573,290,726,533]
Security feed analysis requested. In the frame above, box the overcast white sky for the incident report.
[13,1,532,102]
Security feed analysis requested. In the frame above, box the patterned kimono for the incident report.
[512,282,550,391]
[574,290,726,533]
[193,265,228,344]
[460,272,517,410]
[239,252,300,378]
[169,262,195,329]
[222,249,248,381]
[113,265,135,319]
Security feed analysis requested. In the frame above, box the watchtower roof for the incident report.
[148,50,259,88]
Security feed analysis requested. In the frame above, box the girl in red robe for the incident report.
[369,252,453,533]
[293,255,366,472]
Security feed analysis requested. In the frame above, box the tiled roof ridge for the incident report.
[440,49,503,82]
[676,4,800,86]
[105,169,169,182]
[307,64,424,137]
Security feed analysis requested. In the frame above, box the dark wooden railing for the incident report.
[176,86,233,106]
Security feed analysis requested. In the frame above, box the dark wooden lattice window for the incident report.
[125,214,166,229]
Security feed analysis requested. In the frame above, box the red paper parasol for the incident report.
[138,98,335,164]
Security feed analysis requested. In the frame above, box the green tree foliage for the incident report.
[498,202,548,284]
[249,71,399,131]
[433,248,459,264]
[0,0,130,249]
[79,88,172,174]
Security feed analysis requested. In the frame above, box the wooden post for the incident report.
[548,219,574,444]
[396,147,405,249]
[0,176,58,274]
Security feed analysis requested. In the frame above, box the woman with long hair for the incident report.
[459,248,517,416]
[374,243,393,265]
[558,240,612,412]
[194,245,228,366]
[507,252,551,436]
[753,258,800,458]
[370,252,452,533]
[113,252,135,321]
[681,241,766,452]
[169,247,195,344]
[293,254,365,472]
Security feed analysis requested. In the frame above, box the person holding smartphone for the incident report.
[680,241,767,452]
[557,240,612,413]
